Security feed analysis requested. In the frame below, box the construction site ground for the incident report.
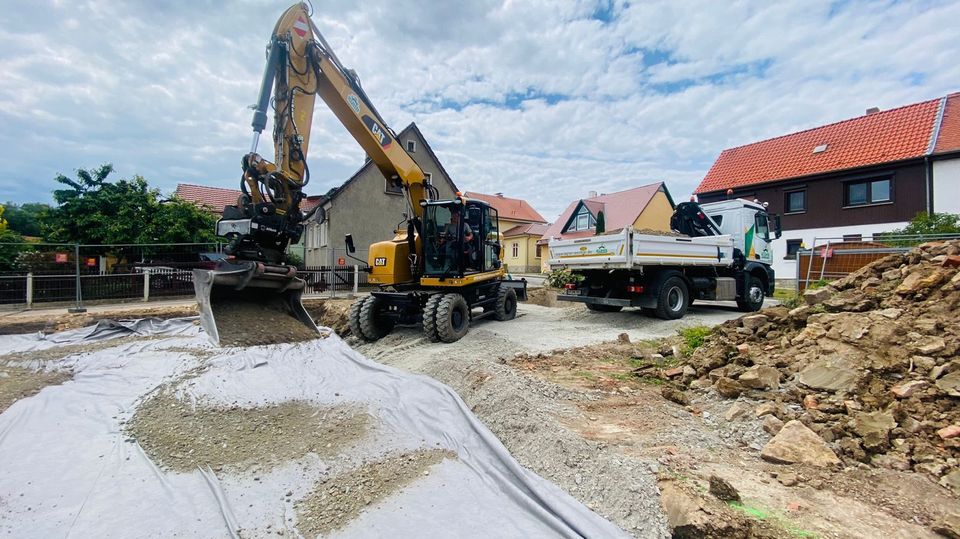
[2,285,957,537]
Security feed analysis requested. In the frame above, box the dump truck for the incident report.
[548,198,781,319]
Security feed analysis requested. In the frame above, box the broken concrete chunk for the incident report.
[741,314,769,330]
[736,343,751,355]
[932,512,960,539]
[803,287,832,305]
[797,361,859,392]
[714,377,743,399]
[724,401,753,422]
[935,371,960,397]
[890,380,927,399]
[760,420,840,467]
[940,470,960,494]
[754,402,779,418]
[916,336,946,355]
[762,415,784,435]
[738,365,779,390]
[876,307,903,319]
[937,425,960,440]
[853,410,897,450]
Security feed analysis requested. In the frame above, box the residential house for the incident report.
[174,182,324,263]
[694,92,960,279]
[303,123,459,266]
[462,192,548,273]
[538,182,676,272]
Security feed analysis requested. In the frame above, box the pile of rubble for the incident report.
[682,240,960,490]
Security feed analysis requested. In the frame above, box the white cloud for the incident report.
[0,0,957,222]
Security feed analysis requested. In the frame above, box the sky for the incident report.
[1,0,958,222]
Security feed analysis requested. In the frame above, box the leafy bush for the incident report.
[546,267,584,288]
[677,325,712,356]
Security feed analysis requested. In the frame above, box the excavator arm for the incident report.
[195,2,434,345]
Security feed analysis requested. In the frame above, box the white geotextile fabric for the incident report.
[0,319,628,538]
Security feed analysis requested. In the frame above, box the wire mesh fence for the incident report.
[795,233,960,291]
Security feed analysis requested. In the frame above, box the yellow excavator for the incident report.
[194,3,525,345]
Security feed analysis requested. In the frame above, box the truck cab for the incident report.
[699,199,781,266]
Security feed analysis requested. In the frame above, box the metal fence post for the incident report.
[26,272,33,308]
[143,271,150,302]
[353,265,359,296]
[68,243,87,313]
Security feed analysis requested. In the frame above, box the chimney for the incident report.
[588,190,598,198]
[865,107,880,115]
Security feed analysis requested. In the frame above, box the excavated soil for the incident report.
[211,300,322,347]
[294,449,456,537]
[125,394,370,473]
[303,298,354,336]
[0,366,73,413]
[0,304,199,335]
[0,335,164,364]
[526,287,580,308]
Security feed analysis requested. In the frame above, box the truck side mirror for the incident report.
[345,234,356,253]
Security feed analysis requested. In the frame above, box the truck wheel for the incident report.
[422,294,442,342]
[737,276,765,312]
[348,297,367,340]
[359,296,395,341]
[655,276,689,320]
[585,303,623,313]
[494,287,517,321]
[436,293,470,343]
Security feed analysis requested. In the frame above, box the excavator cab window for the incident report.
[484,206,500,271]
[422,203,472,277]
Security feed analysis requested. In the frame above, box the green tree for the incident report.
[43,164,217,245]
[0,204,27,271]
[595,210,606,235]
[3,202,51,237]
[891,212,960,236]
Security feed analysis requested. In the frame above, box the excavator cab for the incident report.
[422,199,501,278]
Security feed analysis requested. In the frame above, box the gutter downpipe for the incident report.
[925,95,948,214]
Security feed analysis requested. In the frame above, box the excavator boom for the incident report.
[194,3,433,345]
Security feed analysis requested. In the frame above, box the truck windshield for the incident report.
[754,212,770,241]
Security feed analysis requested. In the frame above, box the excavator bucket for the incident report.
[193,261,320,347]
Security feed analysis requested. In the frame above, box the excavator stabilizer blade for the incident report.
[193,262,320,347]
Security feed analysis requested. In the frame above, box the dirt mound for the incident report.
[125,395,369,472]
[0,366,73,413]
[682,240,960,487]
[211,300,322,346]
[526,288,579,308]
[303,298,354,336]
[295,449,455,536]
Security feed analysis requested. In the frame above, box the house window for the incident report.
[566,205,595,232]
[424,172,432,185]
[784,190,806,213]
[785,239,802,259]
[385,178,402,195]
[535,244,542,259]
[407,140,416,152]
[844,177,891,206]
[319,219,329,247]
[843,234,862,242]
[511,242,519,258]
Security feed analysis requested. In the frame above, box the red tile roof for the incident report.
[465,192,546,223]
[696,97,944,194]
[175,183,242,213]
[934,93,960,154]
[503,223,549,238]
[175,183,326,215]
[539,182,670,242]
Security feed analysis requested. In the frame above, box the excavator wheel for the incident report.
[422,294,443,342]
[359,296,395,342]
[435,293,470,343]
[494,287,517,321]
[348,296,368,340]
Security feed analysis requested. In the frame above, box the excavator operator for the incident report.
[441,210,474,272]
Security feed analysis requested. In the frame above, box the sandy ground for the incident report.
[352,301,757,537]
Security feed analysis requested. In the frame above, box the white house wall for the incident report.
[933,158,960,214]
